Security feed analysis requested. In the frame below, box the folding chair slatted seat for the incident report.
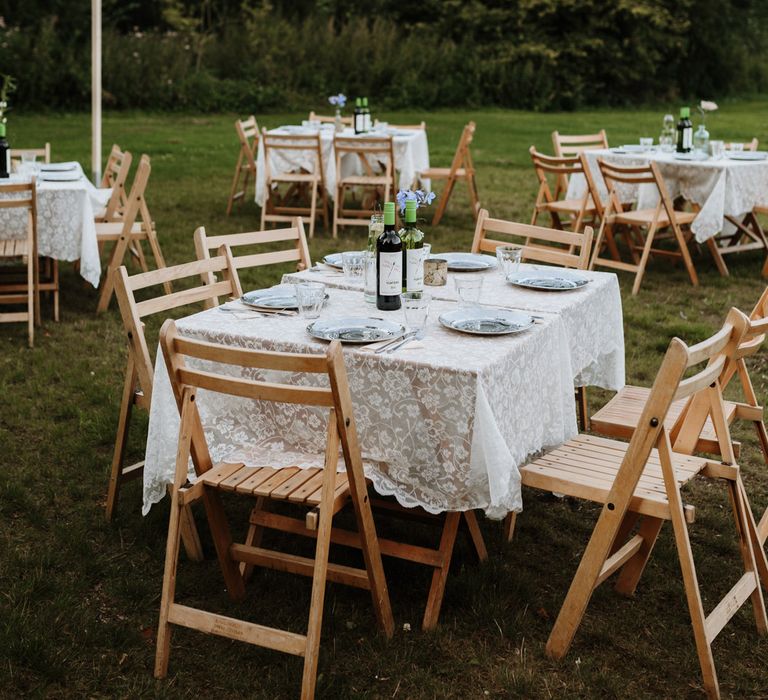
[520,308,768,699]
[106,247,244,565]
[332,134,396,238]
[153,322,394,698]
[529,147,599,233]
[96,144,133,222]
[96,155,169,312]
[418,121,480,226]
[589,158,699,295]
[0,180,39,347]
[261,130,328,239]
[591,285,768,543]
[226,116,259,215]
[194,217,311,308]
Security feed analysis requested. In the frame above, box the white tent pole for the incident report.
[91,0,102,183]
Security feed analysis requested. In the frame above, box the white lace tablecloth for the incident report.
[285,263,625,390]
[567,149,768,243]
[0,164,108,287]
[255,126,430,207]
[143,276,624,519]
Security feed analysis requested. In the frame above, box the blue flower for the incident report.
[328,93,347,108]
[396,188,436,213]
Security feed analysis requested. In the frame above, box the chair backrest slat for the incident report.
[135,279,236,318]
[471,209,593,270]
[100,145,133,219]
[308,110,353,126]
[9,143,51,164]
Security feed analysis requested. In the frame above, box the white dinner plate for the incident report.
[242,285,329,310]
[322,253,344,269]
[619,144,649,152]
[40,171,83,182]
[439,308,534,336]
[727,151,768,161]
[507,268,589,291]
[40,162,79,172]
[308,317,405,343]
[672,152,706,161]
[432,252,497,271]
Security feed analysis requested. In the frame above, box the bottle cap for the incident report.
[680,107,690,118]
[356,98,362,107]
[363,97,369,107]
[404,199,417,222]
[383,201,396,225]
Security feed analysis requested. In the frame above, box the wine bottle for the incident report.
[354,98,363,135]
[362,97,371,133]
[376,201,402,310]
[676,107,692,153]
[0,123,9,179]
[400,199,424,293]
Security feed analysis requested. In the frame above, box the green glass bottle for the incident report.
[0,123,9,179]
[354,97,363,135]
[376,202,402,310]
[676,107,692,153]
[400,199,424,293]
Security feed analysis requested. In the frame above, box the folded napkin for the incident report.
[358,338,425,353]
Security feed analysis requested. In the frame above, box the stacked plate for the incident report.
[308,317,405,343]
[507,268,589,291]
[439,308,534,336]
[430,253,497,272]
[727,151,767,161]
[241,285,326,311]
[39,162,82,182]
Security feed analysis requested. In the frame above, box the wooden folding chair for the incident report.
[106,248,243,548]
[589,159,699,295]
[724,138,759,152]
[96,144,133,222]
[226,116,259,215]
[591,285,768,542]
[551,129,608,194]
[471,208,594,477]
[9,143,51,166]
[332,134,396,238]
[520,308,768,699]
[153,321,394,697]
[418,122,480,226]
[529,147,599,232]
[261,130,328,239]
[0,181,39,347]
[308,110,353,127]
[96,155,169,312]
[194,217,311,308]
[471,208,594,270]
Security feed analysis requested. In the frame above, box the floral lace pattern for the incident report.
[254,127,430,207]
[0,168,108,287]
[568,149,768,243]
[144,278,624,520]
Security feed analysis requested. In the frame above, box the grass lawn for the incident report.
[2,101,768,698]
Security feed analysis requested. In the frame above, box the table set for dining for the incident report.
[569,145,768,243]
[142,252,624,520]
[254,123,430,208]
[0,160,107,287]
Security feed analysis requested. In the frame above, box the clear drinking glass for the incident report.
[454,277,484,308]
[730,142,744,153]
[639,137,653,150]
[295,282,325,319]
[496,245,522,278]
[20,152,36,164]
[341,251,365,283]
[365,214,385,303]
[710,140,725,159]
[401,291,431,333]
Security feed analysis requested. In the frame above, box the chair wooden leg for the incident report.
[308,182,318,240]
[431,177,455,227]
[502,512,517,543]
[105,361,137,521]
[241,496,268,580]
[52,260,59,322]
[631,224,658,295]
[27,249,34,348]
[332,185,340,239]
[576,387,588,432]
[614,516,664,596]
[154,489,184,678]
[97,232,131,313]
[706,238,729,277]
[422,512,460,630]
[227,155,243,215]
[467,174,480,219]
[32,251,41,327]
[463,511,488,562]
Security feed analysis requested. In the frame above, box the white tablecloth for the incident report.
[568,149,768,243]
[143,269,624,519]
[255,126,430,207]
[0,164,108,287]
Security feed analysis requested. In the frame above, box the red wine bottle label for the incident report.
[379,252,402,296]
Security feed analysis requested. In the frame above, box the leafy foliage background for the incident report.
[1,0,767,111]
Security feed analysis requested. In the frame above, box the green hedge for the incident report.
[3,3,768,112]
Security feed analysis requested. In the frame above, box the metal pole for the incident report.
[91,0,102,183]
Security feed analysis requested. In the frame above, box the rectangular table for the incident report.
[568,148,768,244]
[254,125,430,208]
[143,268,624,519]
[0,164,108,287]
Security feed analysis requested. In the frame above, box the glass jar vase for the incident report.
[693,123,710,156]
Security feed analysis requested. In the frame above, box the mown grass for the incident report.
[1,101,768,698]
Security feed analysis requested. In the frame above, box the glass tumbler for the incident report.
[454,277,484,308]
[341,251,365,283]
[401,291,431,333]
[295,282,325,319]
[496,245,522,278]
